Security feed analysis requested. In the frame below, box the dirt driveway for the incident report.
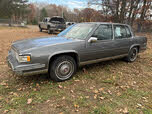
[0,26,50,79]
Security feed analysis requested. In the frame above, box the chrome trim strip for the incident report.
[80,54,128,66]
[16,64,46,71]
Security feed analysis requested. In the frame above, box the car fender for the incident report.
[47,50,80,67]
[129,44,140,53]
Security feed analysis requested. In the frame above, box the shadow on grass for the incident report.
[14,58,124,86]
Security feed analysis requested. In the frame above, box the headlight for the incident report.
[16,54,31,63]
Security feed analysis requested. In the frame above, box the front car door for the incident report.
[41,18,47,28]
[82,24,116,62]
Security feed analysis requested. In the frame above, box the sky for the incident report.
[29,0,102,10]
[29,0,89,9]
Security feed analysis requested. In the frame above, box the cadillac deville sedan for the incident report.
[7,23,147,82]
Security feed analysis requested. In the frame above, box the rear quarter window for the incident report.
[125,26,132,38]
[114,25,132,39]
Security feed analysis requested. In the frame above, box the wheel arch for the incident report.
[48,51,80,69]
[129,44,140,53]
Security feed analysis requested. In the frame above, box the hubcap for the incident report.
[60,64,70,75]
[55,61,74,80]
[130,48,137,61]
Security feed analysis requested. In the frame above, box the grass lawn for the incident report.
[0,27,152,113]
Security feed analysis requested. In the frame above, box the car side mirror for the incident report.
[88,37,98,43]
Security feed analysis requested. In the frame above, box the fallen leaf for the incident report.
[33,88,37,91]
[0,82,7,86]
[46,100,50,103]
[93,90,99,94]
[74,80,80,82]
[4,110,9,113]
[99,97,105,100]
[85,96,89,99]
[90,87,94,90]
[117,92,121,96]
[137,103,142,107]
[0,96,3,100]
[108,90,112,95]
[27,98,32,104]
[36,83,40,87]
[17,88,22,91]
[123,107,129,114]
[74,104,79,108]
[9,92,14,95]
[58,85,63,89]
[62,97,65,100]
[80,96,83,99]
[94,95,97,99]
[72,95,75,98]
[5,86,9,88]
[75,109,79,112]
[13,93,18,97]
[83,68,87,73]
[99,88,104,92]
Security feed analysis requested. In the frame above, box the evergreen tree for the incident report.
[40,8,48,21]
[0,0,29,19]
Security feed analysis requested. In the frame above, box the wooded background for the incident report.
[0,0,152,32]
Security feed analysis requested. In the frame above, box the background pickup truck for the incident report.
[7,22,147,82]
[38,16,66,34]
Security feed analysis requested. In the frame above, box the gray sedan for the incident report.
[7,22,147,82]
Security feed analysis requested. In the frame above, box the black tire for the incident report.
[39,25,42,32]
[48,27,53,34]
[125,47,138,62]
[49,55,77,82]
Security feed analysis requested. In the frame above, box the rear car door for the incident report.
[84,24,116,61]
[113,25,132,56]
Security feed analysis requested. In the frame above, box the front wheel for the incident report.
[125,47,138,62]
[49,55,77,82]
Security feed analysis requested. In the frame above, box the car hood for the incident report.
[12,36,76,52]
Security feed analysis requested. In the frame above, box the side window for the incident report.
[46,19,48,22]
[92,24,113,40]
[43,19,46,22]
[114,25,127,39]
[125,26,132,38]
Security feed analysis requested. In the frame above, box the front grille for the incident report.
[11,46,19,61]
[11,45,18,53]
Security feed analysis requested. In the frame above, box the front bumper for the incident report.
[7,51,48,76]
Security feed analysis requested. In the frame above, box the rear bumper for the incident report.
[49,27,65,31]
[7,51,48,76]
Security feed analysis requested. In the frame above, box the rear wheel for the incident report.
[48,27,53,34]
[49,55,77,82]
[39,25,42,32]
[125,47,138,62]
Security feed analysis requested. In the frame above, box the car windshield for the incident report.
[63,24,95,40]
[58,24,76,37]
